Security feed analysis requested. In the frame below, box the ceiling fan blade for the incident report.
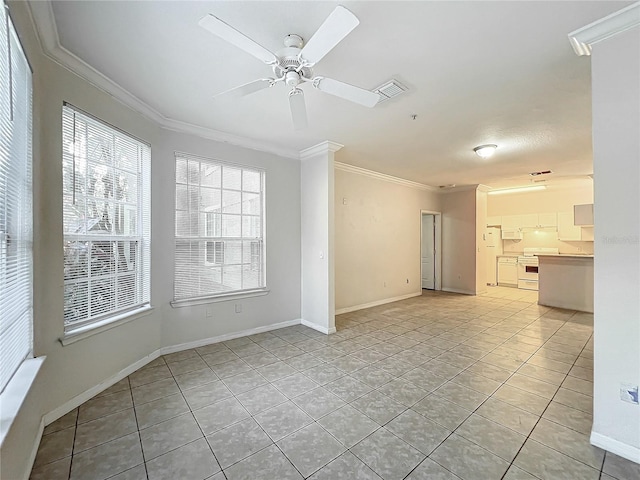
[213,78,274,100]
[313,77,380,107]
[199,14,277,64]
[289,89,308,130]
[298,6,359,66]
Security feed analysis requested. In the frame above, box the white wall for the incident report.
[1,3,302,478]
[489,184,595,254]
[440,188,479,295]
[334,166,440,312]
[476,189,488,294]
[590,26,640,461]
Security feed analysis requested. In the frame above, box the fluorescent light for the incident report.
[488,185,547,195]
[473,144,497,158]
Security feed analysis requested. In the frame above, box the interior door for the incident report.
[421,214,435,289]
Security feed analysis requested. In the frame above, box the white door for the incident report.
[421,214,435,289]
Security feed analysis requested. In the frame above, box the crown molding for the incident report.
[568,2,640,56]
[26,1,300,160]
[334,162,437,192]
[438,184,479,193]
[299,141,344,159]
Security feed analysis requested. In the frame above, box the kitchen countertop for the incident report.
[537,254,594,258]
[497,254,519,257]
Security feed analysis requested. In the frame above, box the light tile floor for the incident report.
[30,287,640,480]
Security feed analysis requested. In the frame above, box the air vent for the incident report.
[374,79,407,103]
[530,170,553,176]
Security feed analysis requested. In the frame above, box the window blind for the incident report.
[62,104,151,331]
[174,153,265,301]
[0,5,33,393]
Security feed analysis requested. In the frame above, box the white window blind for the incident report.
[62,104,151,332]
[0,5,33,393]
[174,153,265,301]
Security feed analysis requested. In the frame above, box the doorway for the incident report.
[421,211,442,291]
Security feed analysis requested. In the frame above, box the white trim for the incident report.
[439,184,478,193]
[60,306,154,346]
[335,292,422,315]
[159,319,301,355]
[24,418,45,480]
[300,319,336,335]
[441,287,476,295]
[25,1,301,161]
[0,357,46,447]
[568,2,640,56]
[170,289,270,308]
[334,162,437,192]
[300,141,344,159]
[590,431,640,464]
[420,210,443,292]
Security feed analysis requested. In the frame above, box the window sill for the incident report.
[170,289,270,308]
[0,357,46,447]
[60,305,154,346]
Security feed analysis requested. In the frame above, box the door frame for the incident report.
[420,210,442,291]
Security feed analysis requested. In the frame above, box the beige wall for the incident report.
[489,184,595,254]
[334,167,440,312]
[440,188,478,295]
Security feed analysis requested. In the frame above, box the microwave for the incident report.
[501,228,523,240]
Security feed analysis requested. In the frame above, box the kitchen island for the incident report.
[537,254,594,313]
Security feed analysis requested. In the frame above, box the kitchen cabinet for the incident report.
[486,216,501,227]
[574,204,594,225]
[537,213,557,227]
[501,213,556,229]
[497,257,518,286]
[558,212,584,240]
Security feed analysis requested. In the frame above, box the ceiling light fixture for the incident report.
[473,144,497,158]
[488,185,547,195]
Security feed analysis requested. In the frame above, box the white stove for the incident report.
[517,248,559,290]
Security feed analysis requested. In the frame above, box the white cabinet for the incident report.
[497,257,518,286]
[486,216,502,227]
[574,204,594,225]
[558,212,584,241]
[537,213,557,227]
[501,213,556,228]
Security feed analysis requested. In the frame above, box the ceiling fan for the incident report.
[198,6,380,130]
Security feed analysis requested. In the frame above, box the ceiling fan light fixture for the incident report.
[473,144,498,158]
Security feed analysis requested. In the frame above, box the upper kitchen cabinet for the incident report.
[502,213,557,228]
[487,216,502,226]
[558,212,592,240]
[537,213,557,227]
[574,204,594,225]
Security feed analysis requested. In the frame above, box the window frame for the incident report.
[172,152,267,306]
[61,103,151,334]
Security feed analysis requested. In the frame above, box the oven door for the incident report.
[518,260,539,281]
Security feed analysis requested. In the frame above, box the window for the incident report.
[62,104,151,332]
[174,153,265,301]
[0,5,33,393]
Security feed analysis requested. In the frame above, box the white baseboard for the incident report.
[590,431,640,463]
[441,287,476,296]
[300,319,336,335]
[22,418,45,480]
[43,351,160,426]
[335,292,422,315]
[42,318,301,425]
[159,319,301,355]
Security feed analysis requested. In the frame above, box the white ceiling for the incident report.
[46,1,629,188]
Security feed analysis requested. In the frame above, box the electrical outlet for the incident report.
[205,308,213,318]
[620,383,639,404]
[235,304,242,314]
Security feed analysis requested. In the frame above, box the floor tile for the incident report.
[308,451,383,480]
[561,375,593,397]
[277,423,346,477]
[325,375,373,402]
[455,413,526,461]
[33,427,75,468]
[505,373,559,399]
[242,351,279,368]
[430,434,510,480]
[173,367,219,391]
[493,384,550,415]
[129,364,173,388]
[255,361,298,382]
[285,353,324,370]
[386,409,450,455]
[377,378,429,406]
[503,465,540,479]
[192,397,250,435]
[351,389,407,425]
[552,387,593,414]
[351,427,425,480]
[224,444,302,480]
[412,394,472,430]
[406,458,462,479]
[146,438,220,480]
[475,398,539,436]
[464,361,513,382]
[235,382,288,416]
[349,365,396,388]
[401,368,449,392]
[95,378,131,398]
[433,382,488,411]
[254,401,313,441]
[200,349,239,367]
[291,386,346,419]
[328,355,369,373]
[530,418,604,469]
[272,372,319,398]
[450,371,501,396]
[167,356,208,376]
[302,364,346,385]
[135,393,189,429]
[78,389,133,424]
[42,409,78,436]
[318,405,380,447]
[603,452,640,480]
[182,380,233,410]
[222,369,267,395]
[70,432,143,480]
[210,359,252,379]
[163,349,199,364]
[29,456,71,480]
[132,377,180,405]
[140,412,203,460]
[74,408,138,452]
[514,439,600,479]
[107,464,148,480]
[541,401,592,435]
[206,418,273,469]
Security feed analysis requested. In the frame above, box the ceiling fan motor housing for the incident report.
[274,37,313,81]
